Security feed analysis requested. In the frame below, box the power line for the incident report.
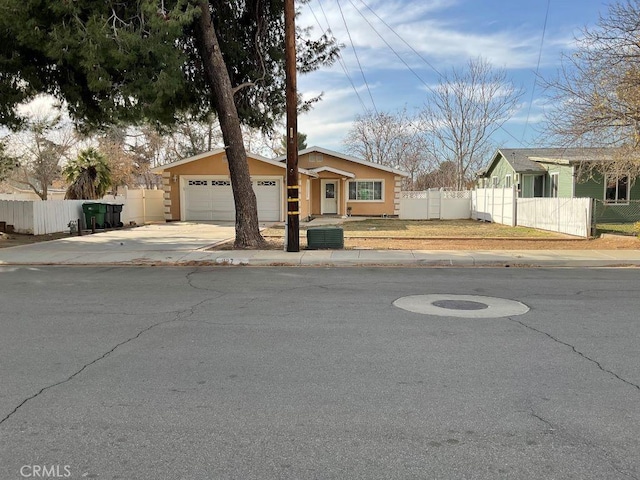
[310,0,527,147]
[521,0,551,143]
[335,0,378,115]
[353,0,443,79]
[348,0,526,147]
[307,2,370,113]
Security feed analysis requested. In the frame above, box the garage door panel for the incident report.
[183,177,280,222]
[255,180,280,222]
[185,181,213,220]
[210,181,235,221]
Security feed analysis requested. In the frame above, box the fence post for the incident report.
[590,198,596,238]
[142,188,147,224]
[512,185,517,227]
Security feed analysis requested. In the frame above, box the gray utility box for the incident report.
[306,226,344,249]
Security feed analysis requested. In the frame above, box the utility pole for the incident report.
[285,0,300,252]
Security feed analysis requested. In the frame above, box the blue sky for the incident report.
[296,0,610,153]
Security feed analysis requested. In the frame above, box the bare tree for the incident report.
[343,108,429,189]
[164,113,224,160]
[419,161,459,190]
[420,58,524,190]
[9,112,77,199]
[544,0,640,181]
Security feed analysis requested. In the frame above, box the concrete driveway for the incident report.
[0,222,238,265]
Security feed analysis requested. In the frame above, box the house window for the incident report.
[309,153,323,163]
[348,180,383,201]
[492,176,499,188]
[549,173,559,198]
[505,175,512,188]
[605,175,629,204]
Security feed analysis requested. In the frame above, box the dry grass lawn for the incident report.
[255,218,640,251]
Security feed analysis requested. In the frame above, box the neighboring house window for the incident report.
[309,153,323,163]
[505,175,512,188]
[492,176,499,188]
[348,180,383,201]
[605,175,629,203]
[549,173,559,198]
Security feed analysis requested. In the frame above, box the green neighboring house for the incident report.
[477,148,640,222]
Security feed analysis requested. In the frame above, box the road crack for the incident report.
[512,319,640,392]
[528,407,639,480]
[0,298,213,427]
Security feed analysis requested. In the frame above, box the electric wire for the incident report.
[348,0,434,92]
[521,0,551,143]
[309,0,527,147]
[353,0,443,79]
[348,0,525,146]
[308,2,371,113]
[335,0,379,115]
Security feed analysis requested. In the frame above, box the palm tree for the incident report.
[64,148,112,200]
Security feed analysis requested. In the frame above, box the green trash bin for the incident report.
[82,203,107,229]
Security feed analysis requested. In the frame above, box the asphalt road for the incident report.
[0,266,639,480]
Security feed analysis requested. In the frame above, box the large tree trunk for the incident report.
[194,1,266,249]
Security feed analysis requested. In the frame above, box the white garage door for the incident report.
[183,178,281,222]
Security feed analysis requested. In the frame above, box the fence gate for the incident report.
[400,189,442,220]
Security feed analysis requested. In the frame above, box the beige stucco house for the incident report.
[151,146,408,222]
[277,146,408,218]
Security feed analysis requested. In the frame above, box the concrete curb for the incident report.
[2,249,639,268]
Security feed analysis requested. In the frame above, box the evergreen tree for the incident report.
[0,1,338,247]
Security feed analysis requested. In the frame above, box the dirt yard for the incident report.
[0,232,72,249]
[248,218,640,251]
[2,219,638,251]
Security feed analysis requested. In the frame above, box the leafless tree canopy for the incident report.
[420,58,524,190]
[343,108,430,189]
[545,0,640,181]
[342,60,522,191]
[8,112,77,199]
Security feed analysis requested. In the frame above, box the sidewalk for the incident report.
[0,227,639,268]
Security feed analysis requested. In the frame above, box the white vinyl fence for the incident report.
[103,188,165,226]
[400,190,471,220]
[0,188,165,235]
[0,191,66,201]
[472,187,517,226]
[472,187,593,237]
[517,197,593,238]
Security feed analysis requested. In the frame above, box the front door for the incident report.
[322,180,338,215]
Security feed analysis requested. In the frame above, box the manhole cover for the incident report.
[432,300,489,311]
[393,294,529,318]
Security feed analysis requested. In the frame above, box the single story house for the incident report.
[151,147,408,222]
[151,149,317,222]
[478,148,640,222]
[276,146,408,217]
